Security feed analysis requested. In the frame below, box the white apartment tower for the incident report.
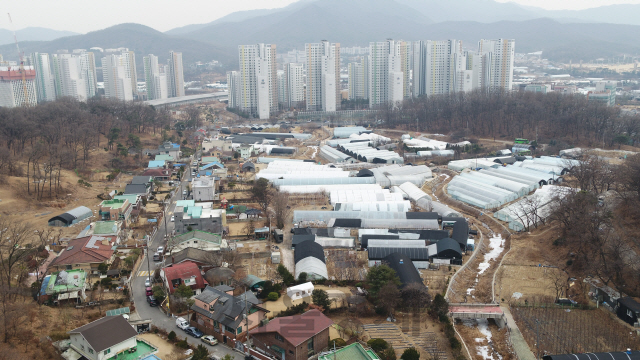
[102,54,133,101]
[369,39,403,107]
[233,44,277,119]
[478,39,515,91]
[29,53,56,102]
[73,50,98,98]
[167,51,185,98]
[227,70,239,109]
[144,54,168,100]
[348,56,369,101]
[306,41,340,112]
[284,63,304,109]
[0,66,37,107]
[51,53,88,101]
[277,70,286,105]
[424,40,462,96]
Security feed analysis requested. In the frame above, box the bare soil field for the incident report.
[511,306,640,355]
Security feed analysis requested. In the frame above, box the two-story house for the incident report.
[98,199,132,225]
[158,141,181,160]
[191,177,216,202]
[68,315,156,360]
[160,261,206,296]
[49,235,116,274]
[190,285,268,350]
[249,309,333,360]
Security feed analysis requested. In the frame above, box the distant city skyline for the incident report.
[3,0,640,34]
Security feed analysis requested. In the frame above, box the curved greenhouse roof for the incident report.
[48,206,93,227]
[273,177,375,187]
[294,240,325,264]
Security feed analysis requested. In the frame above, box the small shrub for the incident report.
[267,292,279,301]
[49,331,70,341]
[367,338,389,353]
[176,338,189,349]
[566,259,573,266]
[168,331,177,341]
[329,338,347,348]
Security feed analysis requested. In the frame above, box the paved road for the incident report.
[132,158,240,359]
[501,306,536,360]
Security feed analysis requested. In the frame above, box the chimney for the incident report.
[102,239,110,246]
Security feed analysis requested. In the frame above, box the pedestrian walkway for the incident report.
[27,251,57,286]
[138,271,152,277]
[501,306,536,360]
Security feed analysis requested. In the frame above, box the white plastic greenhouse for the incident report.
[332,126,368,138]
[273,177,375,186]
[334,201,412,212]
[403,138,448,150]
[279,184,382,195]
[329,188,403,204]
[397,181,461,217]
[319,145,356,163]
[371,165,432,187]
[494,185,572,231]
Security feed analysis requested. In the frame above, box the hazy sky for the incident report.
[3,0,640,33]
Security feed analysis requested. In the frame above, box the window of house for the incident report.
[290,350,294,355]
[628,309,634,318]
[307,337,314,354]
[275,333,284,342]
[104,349,111,355]
[89,349,94,354]
[81,345,84,351]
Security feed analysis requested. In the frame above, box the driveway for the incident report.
[131,158,241,360]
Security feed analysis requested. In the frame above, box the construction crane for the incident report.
[7,13,32,106]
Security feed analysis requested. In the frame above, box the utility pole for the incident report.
[146,232,152,289]
[535,319,540,360]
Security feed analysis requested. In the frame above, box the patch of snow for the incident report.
[308,146,318,159]
[474,319,502,360]
[512,292,523,299]
[477,235,505,275]
[439,174,450,180]
[467,288,475,295]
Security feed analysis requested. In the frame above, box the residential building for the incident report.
[68,315,153,360]
[174,204,225,235]
[169,230,227,253]
[191,285,268,349]
[283,63,304,109]
[77,50,98,98]
[231,44,277,119]
[411,40,425,97]
[158,141,181,159]
[306,41,340,112]
[424,40,462,96]
[77,221,124,244]
[113,194,141,211]
[29,52,56,102]
[239,144,253,159]
[143,54,168,100]
[102,54,133,101]
[478,39,515,91]
[249,309,333,360]
[368,39,403,107]
[317,343,381,360]
[161,261,206,296]
[39,269,89,304]
[277,70,286,105]
[164,248,216,271]
[51,53,88,101]
[124,184,151,198]
[167,51,185,98]
[191,177,216,202]
[142,168,171,181]
[130,176,154,191]
[616,297,640,327]
[348,56,369,101]
[49,235,117,273]
[98,199,132,224]
[0,65,37,107]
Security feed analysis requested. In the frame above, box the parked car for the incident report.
[183,190,187,195]
[184,327,203,338]
[144,278,152,287]
[157,246,164,254]
[145,287,153,296]
[176,317,189,330]
[146,295,158,307]
[170,215,175,222]
[556,298,577,305]
[201,335,218,346]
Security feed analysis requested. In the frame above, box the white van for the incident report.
[176,317,189,330]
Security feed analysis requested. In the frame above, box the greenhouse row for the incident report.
[337,142,404,164]
[272,177,375,186]
[278,184,383,196]
[319,145,356,163]
[493,185,573,231]
[396,181,461,217]
[332,126,368,138]
[368,165,432,187]
[403,137,449,150]
[329,187,404,204]
[334,201,412,212]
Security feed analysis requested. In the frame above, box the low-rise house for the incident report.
[147,160,166,169]
[239,144,253,159]
[158,141,181,159]
[164,248,216,271]
[39,269,89,304]
[99,199,133,225]
[114,194,142,211]
[204,267,235,287]
[191,285,268,350]
[124,184,150,198]
[201,156,221,164]
[616,297,640,327]
[142,168,171,181]
[49,235,116,273]
[169,230,227,253]
[317,343,381,360]
[174,204,225,234]
[67,315,156,360]
[155,154,175,162]
[161,261,207,296]
[76,221,124,244]
[130,176,154,191]
[249,309,333,360]
[191,177,216,202]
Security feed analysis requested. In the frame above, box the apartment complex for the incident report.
[478,38,515,91]
[29,53,56,102]
[143,54,168,100]
[102,54,133,101]
[306,41,340,112]
[167,51,185,98]
[228,44,277,119]
[51,53,89,101]
[369,39,404,107]
[0,66,37,107]
[283,62,304,109]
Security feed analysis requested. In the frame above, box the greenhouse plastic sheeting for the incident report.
[314,237,355,248]
[273,177,375,186]
[279,184,381,195]
[294,211,410,222]
[494,185,572,231]
[334,201,412,212]
[333,126,368,138]
[295,257,328,280]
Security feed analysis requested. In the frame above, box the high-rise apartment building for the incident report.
[0,66,37,107]
[277,70,286,105]
[73,50,98,98]
[29,53,56,102]
[478,39,515,91]
[144,54,168,100]
[102,54,133,101]
[282,63,304,109]
[348,56,369,101]
[369,39,403,107]
[306,41,340,112]
[167,51,185,98]
[51,53,88,101]
[230,44,277,119]
[424,40,462,96]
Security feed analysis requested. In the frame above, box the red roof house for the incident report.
[142,168,171,180]
[249,309,334,360]
[162,261,207,296]
[49,236,116,273]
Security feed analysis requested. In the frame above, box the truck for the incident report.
[176,317,189,330]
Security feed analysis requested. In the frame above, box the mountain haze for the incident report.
[0,23,235,69]
[0,27,79,46]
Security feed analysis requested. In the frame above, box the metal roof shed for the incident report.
[382,252,425,288]
[48,206,93,227]
[368,247,430,261]
[294,240,325,264]
[434,238,463,259]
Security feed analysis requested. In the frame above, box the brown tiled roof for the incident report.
[250,309,333,346]
[50,236,115,267]
[163,261,206,294]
